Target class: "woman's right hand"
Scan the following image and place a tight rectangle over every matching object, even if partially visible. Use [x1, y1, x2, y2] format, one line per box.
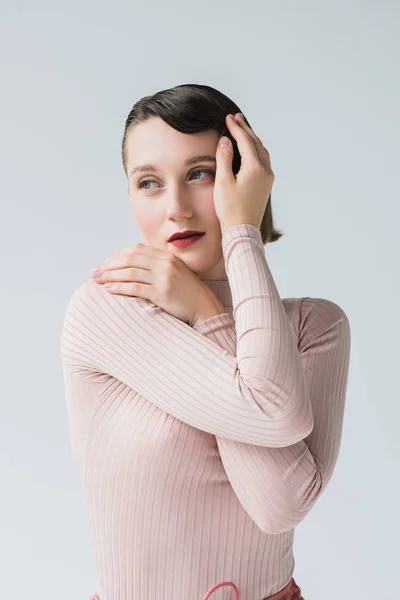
[214, 112, 275, 233]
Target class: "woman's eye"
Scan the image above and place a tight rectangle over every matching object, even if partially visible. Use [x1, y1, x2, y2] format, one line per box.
[137, 169, 215, 190]
[190, 168, 215, 181]
[137, 179, 157, 190]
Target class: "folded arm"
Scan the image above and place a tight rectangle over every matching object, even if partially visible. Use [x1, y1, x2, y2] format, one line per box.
[60, 223, 313, 447]
[193, 297, 351, 534]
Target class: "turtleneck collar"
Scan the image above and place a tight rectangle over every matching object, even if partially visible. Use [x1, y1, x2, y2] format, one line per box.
[199, 277, 233, 310]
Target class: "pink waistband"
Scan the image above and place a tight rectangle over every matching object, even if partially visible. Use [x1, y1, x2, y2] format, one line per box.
[89, 575, 303, 599]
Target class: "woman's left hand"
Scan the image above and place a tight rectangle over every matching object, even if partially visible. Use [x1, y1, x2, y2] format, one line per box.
[91, 243, 220, 326]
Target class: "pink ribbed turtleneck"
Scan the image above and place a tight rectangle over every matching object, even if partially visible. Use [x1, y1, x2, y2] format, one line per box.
[60, 223, 351, 600]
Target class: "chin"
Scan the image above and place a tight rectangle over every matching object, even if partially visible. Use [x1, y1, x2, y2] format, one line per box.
[183, 255, 218, 274]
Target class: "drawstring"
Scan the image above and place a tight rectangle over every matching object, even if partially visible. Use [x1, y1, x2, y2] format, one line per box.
[89, 580, 239, 600]
[202, 580, 239, 600]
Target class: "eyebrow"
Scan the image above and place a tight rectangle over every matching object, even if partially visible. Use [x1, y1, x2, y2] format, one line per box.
[129, 155, 216, 177]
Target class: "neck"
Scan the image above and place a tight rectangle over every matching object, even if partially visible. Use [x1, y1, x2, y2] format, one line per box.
[199, 276, 232, 309]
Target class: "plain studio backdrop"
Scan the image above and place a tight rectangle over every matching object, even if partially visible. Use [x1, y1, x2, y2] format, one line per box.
[0, 1, 398, 599]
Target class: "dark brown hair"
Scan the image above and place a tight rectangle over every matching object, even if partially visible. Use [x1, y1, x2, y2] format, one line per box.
[121, 83, 283, 245]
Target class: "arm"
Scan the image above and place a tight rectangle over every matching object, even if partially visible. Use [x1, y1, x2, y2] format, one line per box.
[60, 223, 313, 448]
[194, 297, 351, 534]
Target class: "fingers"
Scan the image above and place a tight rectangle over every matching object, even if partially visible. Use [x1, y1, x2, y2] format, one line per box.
[103, 281, 150, 298]
[229, 113, 272, 172]
[92, 247, 153, 284]
[100, 243, 165, 271]
[94, 266, 153, 284]
[225, 113, 260, 171]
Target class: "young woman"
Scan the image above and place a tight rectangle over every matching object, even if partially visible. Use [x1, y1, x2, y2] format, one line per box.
[61, 84, 351, 600]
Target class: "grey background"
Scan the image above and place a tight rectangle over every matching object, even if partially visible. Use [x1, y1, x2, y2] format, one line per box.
[1, 1, 398, 599]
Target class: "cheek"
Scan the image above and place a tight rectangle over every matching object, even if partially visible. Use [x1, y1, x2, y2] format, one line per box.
[201, 194, 219, 223]
[131, 199, 162, 224]
[130, 203, 164, 240]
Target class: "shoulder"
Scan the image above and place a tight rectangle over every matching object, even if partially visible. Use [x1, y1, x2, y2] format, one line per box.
[67, 277, 103, 302]
[64, 277, 148, 322]
[283, 296, 350, 348]
[299, 296, 349, 328]
[64, 278, 104, 315]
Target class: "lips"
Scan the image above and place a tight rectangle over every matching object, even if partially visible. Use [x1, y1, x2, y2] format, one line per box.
[168, 231, 205, 242]
[177, 234, 201, 239]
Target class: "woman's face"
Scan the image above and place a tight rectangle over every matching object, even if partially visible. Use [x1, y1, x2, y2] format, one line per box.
[125, 116, 227, 279]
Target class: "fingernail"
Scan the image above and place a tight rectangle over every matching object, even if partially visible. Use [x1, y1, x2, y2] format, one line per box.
[92, 268, 102, 276]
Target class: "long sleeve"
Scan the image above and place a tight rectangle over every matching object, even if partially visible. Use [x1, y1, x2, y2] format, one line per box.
[60, 223, 313, 448]
[192, 296, 351, 534]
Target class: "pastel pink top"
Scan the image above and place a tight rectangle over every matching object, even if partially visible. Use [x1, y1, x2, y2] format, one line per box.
[60, 223, 351, 600]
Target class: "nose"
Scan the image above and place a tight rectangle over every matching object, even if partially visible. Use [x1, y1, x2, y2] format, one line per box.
[165, 184, 195, 221]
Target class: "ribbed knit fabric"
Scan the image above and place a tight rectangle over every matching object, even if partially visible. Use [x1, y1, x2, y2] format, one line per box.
[61, 223, 351, 600]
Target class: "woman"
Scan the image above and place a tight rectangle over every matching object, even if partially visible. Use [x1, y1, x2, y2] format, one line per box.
[61, 84, 351, 600]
